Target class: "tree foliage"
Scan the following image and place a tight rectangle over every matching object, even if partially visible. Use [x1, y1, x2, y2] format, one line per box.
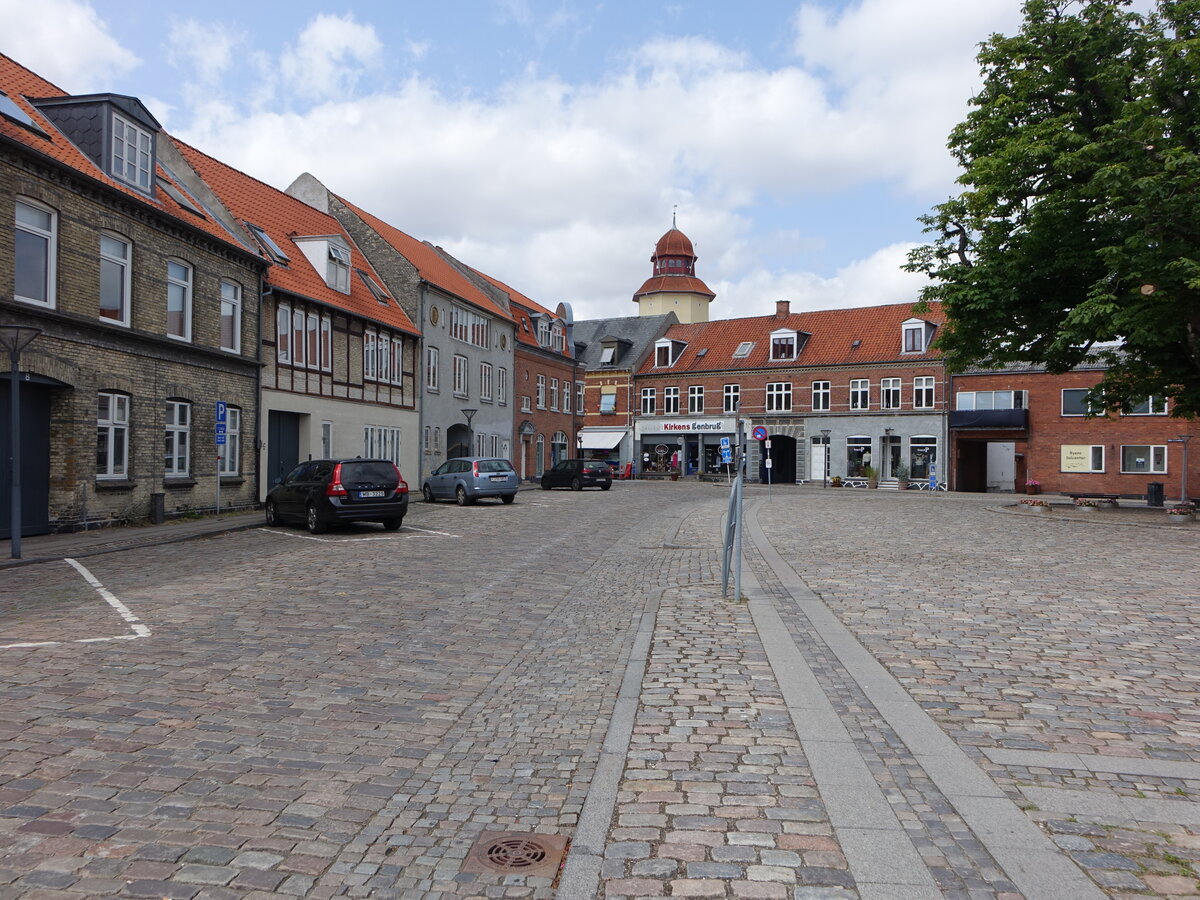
[907, 0, 1200, 415]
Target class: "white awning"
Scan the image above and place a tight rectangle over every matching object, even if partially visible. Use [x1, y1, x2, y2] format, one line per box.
[579, 430, 626, 450]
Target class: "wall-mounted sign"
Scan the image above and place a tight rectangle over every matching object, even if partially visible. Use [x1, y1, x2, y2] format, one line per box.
[1061, 445, 1094, 472]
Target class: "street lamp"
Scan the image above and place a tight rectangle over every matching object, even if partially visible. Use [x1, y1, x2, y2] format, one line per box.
[1167, 435, 1192, 504]
[820, 428, 831, 489]
[0, 326, 42, 560]
[576, 431, 583, 458]
[460, 408, 477, 458]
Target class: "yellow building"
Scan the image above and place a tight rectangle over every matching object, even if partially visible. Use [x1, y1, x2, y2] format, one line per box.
[632, 222, 715, 323]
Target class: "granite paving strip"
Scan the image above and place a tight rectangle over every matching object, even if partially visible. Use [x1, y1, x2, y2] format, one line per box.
[745, 499, 1104, 900]
[1019, 786, 1200, 826]
[983, 748, 1200, 781]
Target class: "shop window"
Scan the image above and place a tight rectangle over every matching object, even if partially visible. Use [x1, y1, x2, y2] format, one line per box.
[909, 436, 936, 480]
[846, 436, 872, 477]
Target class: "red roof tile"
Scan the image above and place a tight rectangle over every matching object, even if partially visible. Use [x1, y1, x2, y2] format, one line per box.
[172, 138, 417, 335]
[470, 269, 574, 358]
[633, 274, 716, 300]
[0, 54, 253, 255]
[654, 227, 695, 257]
[636, 302, 945, 375]
[337, 196, 513, 324]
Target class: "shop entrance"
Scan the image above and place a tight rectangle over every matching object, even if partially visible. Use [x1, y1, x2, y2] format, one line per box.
[762, 435, 797, 483]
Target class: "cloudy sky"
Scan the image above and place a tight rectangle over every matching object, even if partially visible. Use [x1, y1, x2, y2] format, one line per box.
[0, 0, 1025, 320]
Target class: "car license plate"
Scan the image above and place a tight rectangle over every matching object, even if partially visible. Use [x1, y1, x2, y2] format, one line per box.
[489, 475, 507, 482]
[358, 490, 386, 498]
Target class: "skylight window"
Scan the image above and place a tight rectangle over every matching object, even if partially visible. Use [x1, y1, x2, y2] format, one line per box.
[732, 341, 754, 359]
[357, 268, 390, 303]
[0, 91, 47, 137]
[158, 179, 205, 217]
[600, 346, 615, 365]
[245, 222, 290, 264]
[696, 348, 708, 358]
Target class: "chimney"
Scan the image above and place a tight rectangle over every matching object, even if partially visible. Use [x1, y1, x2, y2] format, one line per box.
[775, 300, 790, 319]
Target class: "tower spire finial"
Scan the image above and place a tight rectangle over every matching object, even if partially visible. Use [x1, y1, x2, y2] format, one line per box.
[672, 204, 677, 229]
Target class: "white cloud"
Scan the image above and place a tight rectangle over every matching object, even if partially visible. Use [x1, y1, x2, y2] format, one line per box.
[279, 13, 383, 102]
[0, 0, 137, 91]
[168, 18, 241, 88]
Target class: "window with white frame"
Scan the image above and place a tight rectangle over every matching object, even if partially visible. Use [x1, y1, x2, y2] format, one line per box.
[390, 338, 404, 386]
[913, 376, 935, 409]
[218, 406, 241, 476]
[363, 425, 402, 464]
[850, 379, 869, 410]
[426, 346, 439, 391]
[957, 390, 1027, 410]
[321, 421, 333, 458]
[307, 312, 320, 369]
[599, 392, 616, 414]
[111, 112, 153, 191]
[664, 386, 680, 414]
[724, 384, 740, 413]
[902, 323, 926, 353]
[328, 244, 351, 292]
[498, 367, 508, 405]
[655, 339, 684, 367]
[766, 382, 792, 412]
[321, 315, 332, 372]
[476, 432, 485, 456]
[219, 280, 241, 352]
[1121, 444, 1166, 473]
[551, 323, 564, 352]
[378, 333, 391, 382]
[537, 374, 546, 408]
[881, 377, 901, 410]
[423, 426, 431, 453]
[14, 198, 56, 307]
[292, 308, 306, 367]
[434, 427, 441, 452]
[577, 382, 584, 412]
[166, 259, 192, 341]
[480, 362, 493, 401]
[453, 354, 468, 397]
[451, 307, 491, 348]
[276, 304, 291, 363]
[562, 381, 570, 413]
[1061, 388, 1097, 416]
[811, 381, 830, 411]
[689, 385, 704, 414]
[364, 330, 377, 380]
[522, 395, 532, 413]
[96, 392, 129, 478]
[771, 331, 797, 361]
[1124, 396, 1168, 415]
[99, 233, 131, 325]
[641, 388, 656, 415]
[164, 400, 190, 477]
[537, 318, 551, 346]
[550, 377, 559, 411]
[536, 434, 545, 475]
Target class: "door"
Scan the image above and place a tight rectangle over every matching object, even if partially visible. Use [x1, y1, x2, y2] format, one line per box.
[771, 435, 797, 483]
[0, 379, 52, 538]
[986, 442, 1016, 492]
[267, 410, 301, 490]
[882, 434, 902, 481]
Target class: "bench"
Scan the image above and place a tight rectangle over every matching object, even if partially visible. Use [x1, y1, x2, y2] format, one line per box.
[1065, 492, 1120, 507]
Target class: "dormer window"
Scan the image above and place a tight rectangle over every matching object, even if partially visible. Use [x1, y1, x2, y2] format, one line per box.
[770, 329, 797, 361]
[111, 112, 153, 191]
[328, 244, 351, 292]
[655, 338, 686, 368]
[600, 346, 615, 365]
[537, 317, 551, 346]
[902, 318, 933, 354]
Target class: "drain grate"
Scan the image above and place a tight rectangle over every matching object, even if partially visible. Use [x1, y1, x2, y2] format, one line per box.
[463, 832, 567, 877]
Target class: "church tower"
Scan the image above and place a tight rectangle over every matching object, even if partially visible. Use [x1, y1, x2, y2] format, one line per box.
[632, 217, 715, 323]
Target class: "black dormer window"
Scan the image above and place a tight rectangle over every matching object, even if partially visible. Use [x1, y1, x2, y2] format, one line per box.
[112, 112, 153, 191]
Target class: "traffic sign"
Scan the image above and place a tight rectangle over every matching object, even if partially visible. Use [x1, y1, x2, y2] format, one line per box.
[215, 435, 226, 445]
[752, 426, 768, 441]
[215, 401, 227, 424]
[720, 448, 733, 464]
[764, 458, 773, 468]
[719, 436, 731, 450]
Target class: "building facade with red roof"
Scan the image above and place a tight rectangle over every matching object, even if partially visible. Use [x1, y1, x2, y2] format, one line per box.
[1, 54, 267, 534]
[172, 146, 421, 496]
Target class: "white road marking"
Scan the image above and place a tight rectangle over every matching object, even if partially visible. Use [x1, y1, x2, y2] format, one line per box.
[257, 525, 460, 541]
[0, 559, 151, 650]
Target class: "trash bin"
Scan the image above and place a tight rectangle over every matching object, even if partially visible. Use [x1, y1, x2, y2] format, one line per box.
[150, 492, 166, 524]
[1146, 482, 1164, 507]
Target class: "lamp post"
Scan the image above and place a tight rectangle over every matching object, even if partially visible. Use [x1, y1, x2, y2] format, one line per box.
[1167, 435, 1192, 504]
[1, 326, 42, 560]
[820, 428, 831, 489]
[460, 408, 477, 458]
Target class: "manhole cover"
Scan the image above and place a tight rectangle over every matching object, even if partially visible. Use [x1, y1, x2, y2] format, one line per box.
[462, 832, 568, 878]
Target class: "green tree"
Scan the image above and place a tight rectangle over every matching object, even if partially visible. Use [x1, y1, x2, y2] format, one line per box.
[907, 0, 1200, 415]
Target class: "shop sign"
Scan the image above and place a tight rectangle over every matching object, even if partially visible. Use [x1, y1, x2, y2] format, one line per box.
[661, 420, 726, 433]
[1060, 445, 1093, 472]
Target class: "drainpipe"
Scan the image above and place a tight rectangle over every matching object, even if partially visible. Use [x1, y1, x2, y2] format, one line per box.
[417, 281, 428, 482]
[256, 283, 269, 506]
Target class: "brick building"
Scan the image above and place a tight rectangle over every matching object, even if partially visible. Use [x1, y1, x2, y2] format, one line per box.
[951, 364, 1200, 499]
[0, 55, 266, 534]
[173, 147, 421, 495]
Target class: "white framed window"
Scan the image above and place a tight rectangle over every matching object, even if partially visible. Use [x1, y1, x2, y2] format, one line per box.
[166, 259, 192, 341]
[599, 391, 617, 414]
[913, 376, 935, 409]
[15, 198, 56, 307]
[450, 307, 491, 348]
[378, 333, 391, 382]
[292, 308, 306, 367]
[537, 374, 546, 408]
[641, 388, 656, 415]
[321, 315, 332, 372]
[390, 337, 404, 386]
[551, 323, 564, 352]
[218, 406, 241, 476]
[577, 381, 585, 412]
[537, 318, 551, 346]
[328, 244, 351, 292]
[689, 385, 704, 414]
[423, 425, 431, 452]
[1121, 444, 1166, 474]
[902, 323, 926, 353]
[453, 354, 468, 397]
[536, 434, 545, 475]
[99, 232, 131, 325]
[1061, 388, 1097, 416]
[771, 331, 797, 361]
[426, 346, 439, 391]
[321, 421, 333, 458]
[550, 377, 559, 411]
[164, 400, 191, 477]
[521, 395, 532, 413]
[111, 112, 153, 191]
[664, 386, 680, 414]
[562, 380, 571, 413]
[724, 384, 740, 413]
[956, 390, 1027, 410]
[220, 280, 241, 352]
[364, 330, 377, 380]
[850, 379, 869, 410]
[96, 392, 129, 479]
[498, 367, 508, 405]
[766, 382, 792, 412]
[434, 427, 441, 452]
[306, 313, 320, 369]
[1061, 444, 1105, 473]
[476, 432, 485, 456]
[480, 362, 493, 401]
[655, 339, 684, 367]
[811, 381, 830, 411]
[276, 304, 291, 363]
[1124, 396, 1168, 416]
[600, 346, 615, 365]
[881, 377, 901, 410]
[363, 425, 402, 464]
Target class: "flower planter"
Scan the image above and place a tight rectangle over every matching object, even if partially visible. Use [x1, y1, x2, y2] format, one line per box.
[1166, 513, 1193, 524]
[1026, 484, 1040, 495]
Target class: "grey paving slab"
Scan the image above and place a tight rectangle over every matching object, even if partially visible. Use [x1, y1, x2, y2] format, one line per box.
[985, 747, 1200, 781]
[1021, 786, 1200, 825]
[835, 828, 939, 888]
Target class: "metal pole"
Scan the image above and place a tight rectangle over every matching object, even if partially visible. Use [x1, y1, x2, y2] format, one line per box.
[734, 412, 743, 603]
[9, 349, 21, 559]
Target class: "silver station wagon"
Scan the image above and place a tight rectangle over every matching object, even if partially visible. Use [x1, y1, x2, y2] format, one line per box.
[421, 457, 519, 505]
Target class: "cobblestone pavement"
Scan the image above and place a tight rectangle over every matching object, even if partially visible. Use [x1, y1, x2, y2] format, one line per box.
[1, 483, 1198, 899]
